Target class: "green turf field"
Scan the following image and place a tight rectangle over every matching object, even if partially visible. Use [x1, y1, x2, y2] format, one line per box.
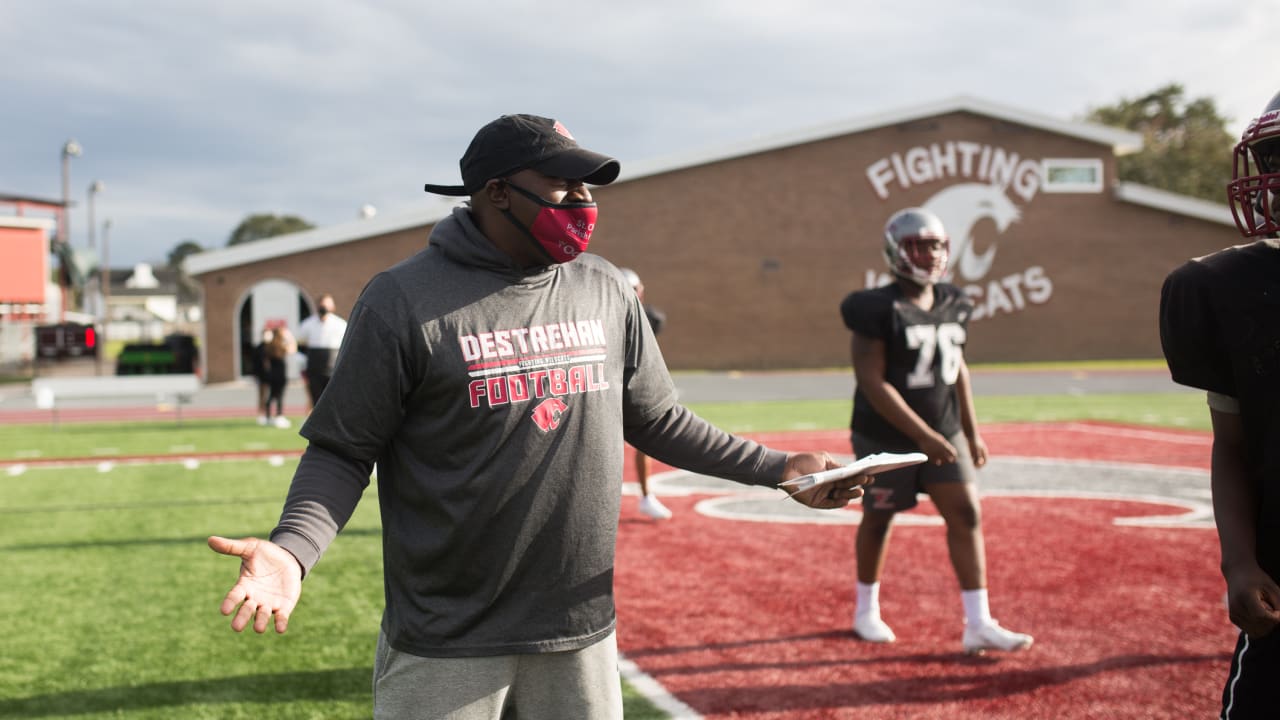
[0, 392, 1208, 463]
[0, 391, 1210, 718]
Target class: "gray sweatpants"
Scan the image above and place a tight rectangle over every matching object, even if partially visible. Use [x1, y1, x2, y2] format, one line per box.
[372, 630, 624, 719]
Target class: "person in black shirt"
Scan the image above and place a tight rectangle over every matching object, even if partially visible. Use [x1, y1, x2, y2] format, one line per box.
[1160, 90, 1280, 719]
[251, 327, 272, 426]
[840, 207, 1032, 654]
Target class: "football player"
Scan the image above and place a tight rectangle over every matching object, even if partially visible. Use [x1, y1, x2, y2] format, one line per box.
[1160, 90, 1280, 718]
[840, 207, 1033, 654]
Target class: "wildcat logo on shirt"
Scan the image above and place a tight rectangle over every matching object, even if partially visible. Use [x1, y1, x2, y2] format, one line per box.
[531, 397, 570, 432]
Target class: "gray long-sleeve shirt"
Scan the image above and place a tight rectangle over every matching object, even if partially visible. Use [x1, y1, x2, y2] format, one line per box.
[270, 207, 787, 657]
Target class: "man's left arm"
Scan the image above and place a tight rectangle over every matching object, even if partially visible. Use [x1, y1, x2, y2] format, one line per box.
[626, 404, 867, 508]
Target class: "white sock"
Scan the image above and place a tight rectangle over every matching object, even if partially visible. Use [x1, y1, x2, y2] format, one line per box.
[855, 581, 881, 618]
[962, 588, 992, 626]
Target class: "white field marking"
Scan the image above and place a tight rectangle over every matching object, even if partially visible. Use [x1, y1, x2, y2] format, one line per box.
[268, 455, 285, 466]
[980, 489, 1215, 529]
[680, 455, 1213, 528]
[91, 447, 120, 456]
[618, 654, 703, 720]
[695, 493, 943, 526]
[984, 422, 1211, 446]
[183, 458, 200, 470]
[170, 444, 196, 453]
[693, 486, 1212, 529]
[631, 471, 731, 498]
[0, 455, 298, 473]
[997, 454, 1210, 474]
[14, 449, 43, 458]
[96, 461, 114, 473]
[7, 464, 26, 476]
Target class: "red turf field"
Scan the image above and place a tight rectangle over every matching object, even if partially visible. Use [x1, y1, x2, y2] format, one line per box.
[615, 423, 1227, 719]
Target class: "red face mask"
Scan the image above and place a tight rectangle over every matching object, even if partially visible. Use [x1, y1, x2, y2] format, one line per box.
[503, 182, 598, 263]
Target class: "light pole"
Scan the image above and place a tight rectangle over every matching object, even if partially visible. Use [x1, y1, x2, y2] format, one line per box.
[60, 140, 82, 248]
[58, 139, 82, 323]
[87, 180, 104, 249]
[100, 218, 112, 375]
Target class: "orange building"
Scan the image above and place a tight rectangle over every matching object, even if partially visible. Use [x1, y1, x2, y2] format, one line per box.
[0, 194, 64, 370]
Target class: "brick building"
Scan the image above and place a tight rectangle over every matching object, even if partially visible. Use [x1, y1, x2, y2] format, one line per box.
[187, 96, 1240, 383]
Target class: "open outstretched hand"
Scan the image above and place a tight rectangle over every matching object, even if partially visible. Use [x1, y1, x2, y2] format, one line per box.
[208, 535, 303, 634]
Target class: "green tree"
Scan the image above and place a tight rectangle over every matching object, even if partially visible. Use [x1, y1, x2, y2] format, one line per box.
[167, 239, 204, 270]
[1087, 83, 1236, 203]
[228, 213, 314, 247]
[168, 239, 205, 303]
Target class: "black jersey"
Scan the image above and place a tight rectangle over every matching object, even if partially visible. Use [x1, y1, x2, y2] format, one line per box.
[1160, 240, 1280, 576]
[840, 282, 973, 450]
[644, 305, 666, 336]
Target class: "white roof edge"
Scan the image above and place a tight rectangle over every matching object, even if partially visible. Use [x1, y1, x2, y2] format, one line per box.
[1113, 182, 1235, 227]
[618, 94, 1145, 183]
[186, 97, 1150, 273]
[185, 203, 455, 275]
[0, 216, 56, 230]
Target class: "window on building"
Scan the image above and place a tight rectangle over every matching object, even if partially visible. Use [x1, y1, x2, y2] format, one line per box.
[1041, 158, 1104, 193]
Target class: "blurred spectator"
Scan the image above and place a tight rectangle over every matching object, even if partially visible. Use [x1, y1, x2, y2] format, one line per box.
[264, 325, 297, 428]
[621, 268, 672, 520]
[252, 328, 273, 425]
[296, 293, 348, 411]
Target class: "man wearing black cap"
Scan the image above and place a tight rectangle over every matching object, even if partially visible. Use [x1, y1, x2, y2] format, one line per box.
[209, 114, 869, 719]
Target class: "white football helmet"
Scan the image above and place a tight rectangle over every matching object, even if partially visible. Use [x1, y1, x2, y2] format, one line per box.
[883, 207, 950, 284]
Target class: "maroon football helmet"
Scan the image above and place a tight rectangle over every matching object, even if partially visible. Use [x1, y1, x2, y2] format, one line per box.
[1228, 90, 1280, 238]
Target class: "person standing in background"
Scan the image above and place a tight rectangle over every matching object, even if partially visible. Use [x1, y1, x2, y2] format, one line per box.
[264, 324, 296, 429]
[620, 267, 673, 520]
[296, 293, 348, 411]
[840, 207, 1032, 654]
[253, 327, 273, 426]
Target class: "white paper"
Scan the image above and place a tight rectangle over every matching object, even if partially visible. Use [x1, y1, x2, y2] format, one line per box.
[778, 451, 928, 492]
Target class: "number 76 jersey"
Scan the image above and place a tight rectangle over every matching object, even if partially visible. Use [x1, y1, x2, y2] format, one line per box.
[839, 282, 974, 449]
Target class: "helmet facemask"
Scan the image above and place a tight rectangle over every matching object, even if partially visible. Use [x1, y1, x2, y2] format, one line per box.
[1228, 103, 1280, 240]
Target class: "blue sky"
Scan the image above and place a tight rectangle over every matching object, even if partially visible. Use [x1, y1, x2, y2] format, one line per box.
[1, 0, 1270, 267]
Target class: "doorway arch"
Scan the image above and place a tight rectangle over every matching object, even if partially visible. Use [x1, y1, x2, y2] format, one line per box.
[234, 279, 314, 379]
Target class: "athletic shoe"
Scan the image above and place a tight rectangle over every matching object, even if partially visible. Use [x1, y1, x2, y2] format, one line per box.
[962, 619, 1033, 655]
[257, 415, 268, 426]
[853, 613, 896, 643]
[273, 416, 291, 429]
[638, 494, 673, 520]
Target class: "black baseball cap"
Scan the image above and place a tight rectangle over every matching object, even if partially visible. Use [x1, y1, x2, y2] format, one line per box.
[423, 114, 621, 196]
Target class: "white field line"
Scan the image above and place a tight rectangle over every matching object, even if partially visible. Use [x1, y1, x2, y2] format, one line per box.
[984, 421, 1212, 446]
[618, 654, 703, 720]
